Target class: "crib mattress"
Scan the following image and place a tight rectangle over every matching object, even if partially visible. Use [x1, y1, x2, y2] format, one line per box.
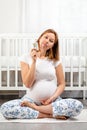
[61, 56, 86, 67]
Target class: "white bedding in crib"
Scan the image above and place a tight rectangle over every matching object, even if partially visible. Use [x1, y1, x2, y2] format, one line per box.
[61, 56, 86, 68]
[0, 109, 87, 122]
[0, 56, 86, 68]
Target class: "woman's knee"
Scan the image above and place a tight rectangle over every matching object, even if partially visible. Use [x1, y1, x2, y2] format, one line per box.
[0, 100, 39, 119]
[1, 103, 11, 118]
[63, 98, 83, 116]
[73, 99, 83, 114]
[0, 99, 21, 118]
[52, 98, 83, 117]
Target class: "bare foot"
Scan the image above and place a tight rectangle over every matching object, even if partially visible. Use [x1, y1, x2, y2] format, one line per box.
[21, 101, 37, 109]
[55, 115, 69, 120]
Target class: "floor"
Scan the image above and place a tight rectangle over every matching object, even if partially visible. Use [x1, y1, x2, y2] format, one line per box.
[0, 99, 87, 130]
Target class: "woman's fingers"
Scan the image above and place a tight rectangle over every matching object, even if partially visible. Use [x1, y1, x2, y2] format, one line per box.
[30, 49, 38, 60]
[20, 101, 29, 107]
[41, 99, 52, 105]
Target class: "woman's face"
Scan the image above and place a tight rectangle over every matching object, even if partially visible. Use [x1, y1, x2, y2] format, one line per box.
[39, 33, 55, 51]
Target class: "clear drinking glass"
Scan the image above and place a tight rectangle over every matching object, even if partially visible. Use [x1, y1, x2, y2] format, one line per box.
[33, 42, 39, 51]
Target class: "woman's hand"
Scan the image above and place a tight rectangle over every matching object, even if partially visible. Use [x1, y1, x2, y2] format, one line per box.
[30, 49, 38, 62]
[21, 101, 30, 107]
[41, 96, 55, 105]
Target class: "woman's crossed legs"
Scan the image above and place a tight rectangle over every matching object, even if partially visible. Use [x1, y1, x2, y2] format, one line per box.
[0, 96, 83, 119]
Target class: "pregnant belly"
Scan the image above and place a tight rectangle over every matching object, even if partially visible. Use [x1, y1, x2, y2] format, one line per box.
[29, 80, 57, 102]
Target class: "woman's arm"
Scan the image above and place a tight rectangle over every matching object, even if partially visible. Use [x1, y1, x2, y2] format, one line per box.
[52, 63, 65, 98]
[20, 60, 36, 88]
[20, 49, 38, 88]
[41, 63, 65, 105]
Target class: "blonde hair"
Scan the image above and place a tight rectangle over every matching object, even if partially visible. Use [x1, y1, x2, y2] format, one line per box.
[37, 29, 59, 61]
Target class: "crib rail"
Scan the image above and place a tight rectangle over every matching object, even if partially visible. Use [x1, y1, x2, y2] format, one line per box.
[0, 34, 36, 91]
[0, 34, 87, 99]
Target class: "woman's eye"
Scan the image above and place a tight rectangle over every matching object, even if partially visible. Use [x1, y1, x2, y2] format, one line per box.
[50, 40, 54, 43]
[44, 36, 54, 43]
[45, 36, 48, 39]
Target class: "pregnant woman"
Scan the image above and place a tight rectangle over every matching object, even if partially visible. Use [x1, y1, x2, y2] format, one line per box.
[0, 29, 83, 119]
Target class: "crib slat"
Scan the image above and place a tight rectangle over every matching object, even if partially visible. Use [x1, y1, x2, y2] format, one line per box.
[0, 65, 1, 88]
[7, 66, 10, 88]
[79, 38, 86, 100]
[78, 39, 82, 88]
[6, 39, 10, 89]
[70, 56, 73, 88]
[0, 38, 1, 88]
[15, 39, 18, 89]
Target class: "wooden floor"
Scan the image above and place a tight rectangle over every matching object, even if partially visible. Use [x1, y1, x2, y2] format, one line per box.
[0, 122, 87, 130]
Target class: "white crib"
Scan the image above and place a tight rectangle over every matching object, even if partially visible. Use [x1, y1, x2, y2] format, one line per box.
[0, 34, 87, 99]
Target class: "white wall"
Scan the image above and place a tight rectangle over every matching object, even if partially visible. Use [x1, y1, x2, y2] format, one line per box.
[0, 0, 21, 33]
[0, 0, 87, 34]
[58, 0, 87, 34]
[24, 0, 87, 34]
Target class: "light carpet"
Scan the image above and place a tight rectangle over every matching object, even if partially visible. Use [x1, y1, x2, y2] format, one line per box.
[0, 109, 87, 123]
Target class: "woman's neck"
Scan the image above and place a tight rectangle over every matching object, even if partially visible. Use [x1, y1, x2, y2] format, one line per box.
[38, 50, 46, 58]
